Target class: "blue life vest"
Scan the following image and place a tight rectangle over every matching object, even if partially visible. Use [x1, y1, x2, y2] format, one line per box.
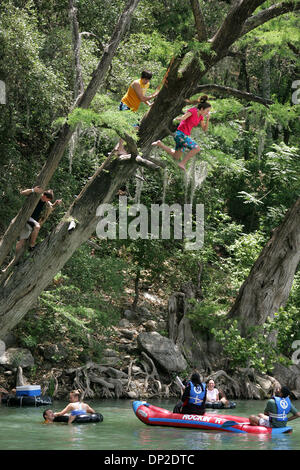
[269, 396, 291, 422]
[188, 381, 206, 406]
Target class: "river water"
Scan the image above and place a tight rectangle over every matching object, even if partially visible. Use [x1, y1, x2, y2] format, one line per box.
[0, 399, 299, 451]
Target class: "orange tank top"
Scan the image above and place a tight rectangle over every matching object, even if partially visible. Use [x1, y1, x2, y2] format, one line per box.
[121, 79, 149, 112]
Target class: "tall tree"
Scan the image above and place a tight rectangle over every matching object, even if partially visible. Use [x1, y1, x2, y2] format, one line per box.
[0, 0, 299, 337]
[229, 198, 300, 336]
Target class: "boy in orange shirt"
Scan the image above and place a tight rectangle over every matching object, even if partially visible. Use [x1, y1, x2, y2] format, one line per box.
[116, 70, 158, 155]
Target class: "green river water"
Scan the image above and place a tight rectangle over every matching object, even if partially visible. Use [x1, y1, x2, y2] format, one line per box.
[0, 399, 299, 451]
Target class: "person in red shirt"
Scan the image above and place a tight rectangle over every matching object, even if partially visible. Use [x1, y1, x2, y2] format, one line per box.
[152, 95, 211, 170]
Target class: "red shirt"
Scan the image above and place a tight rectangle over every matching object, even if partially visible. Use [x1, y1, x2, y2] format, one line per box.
[177, 107, 203, 136]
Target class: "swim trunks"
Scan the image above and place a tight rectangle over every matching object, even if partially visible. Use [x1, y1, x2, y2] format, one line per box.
[174, 130, 198, 152]
[119, 102, 131, 111]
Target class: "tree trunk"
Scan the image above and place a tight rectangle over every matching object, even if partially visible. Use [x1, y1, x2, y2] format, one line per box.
[229, 198, 300, 336]
[132, 269, 141, 311]
[237, 46, 251, 160]
[0, 156, 138, 339]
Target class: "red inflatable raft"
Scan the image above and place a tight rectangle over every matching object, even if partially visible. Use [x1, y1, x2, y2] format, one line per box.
[132, 401, 292, 435]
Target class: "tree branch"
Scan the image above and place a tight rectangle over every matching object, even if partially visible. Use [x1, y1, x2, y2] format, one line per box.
[193, 83, 273, 106]
[80, 31, 104, 50]
[69, 0, 84, 98]
[189, 0, 207, 42]
[224, 49, 245, 59]
[241, 1, 300, 37]
[135, 155, 161, 170]
[210, 0, 266, 58]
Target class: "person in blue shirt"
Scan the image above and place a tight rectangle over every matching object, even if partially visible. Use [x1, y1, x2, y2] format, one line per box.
[249, 386, 300, 428]
[181, 372, 207, 415]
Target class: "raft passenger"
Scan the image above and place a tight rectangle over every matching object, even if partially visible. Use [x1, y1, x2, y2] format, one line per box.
[206, 379, 229, 407]
[249, 386, 300, 428]
[54, 389, 96, 425]
[181, 372, 207, 416]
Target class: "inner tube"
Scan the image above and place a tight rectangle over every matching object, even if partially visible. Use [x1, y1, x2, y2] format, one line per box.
[54, 413, 103, 424]
[173, 400, 236, 413]
[2, 395, 52, 407]
[205, 401, 236, 409]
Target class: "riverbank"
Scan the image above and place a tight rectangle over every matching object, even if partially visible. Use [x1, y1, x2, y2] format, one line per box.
[1, 324, 299, 403]
[1, 283, 300, 402]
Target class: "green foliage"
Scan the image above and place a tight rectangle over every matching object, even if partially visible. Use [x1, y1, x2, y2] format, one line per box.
[211, 320, 279, 373]
[253, 15, 300, 60]
[2, 0, 300, 377]
[47, 377, 56, 397]
[10, 351, 26, 369]
[205, 271, 300, 373]
[211, 304, 300, 374]
[228, 231, 265, 267]
[265, 143, 300, 187]
[269, 102, 300, 129]
[211, 98, 245, 122]
[187, 300, 227, 332]
[238, 9, 300, 59]
[0, 1, 70, 133]
[0, 0, 71, 229]
[16, 245, 126, 362]
[111, 32, 175, 93]
[273, 306, 300, 356]
[63, 244, 127, 298]
[65, 108, 138, 142]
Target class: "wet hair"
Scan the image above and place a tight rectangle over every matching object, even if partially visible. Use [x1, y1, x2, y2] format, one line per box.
[281, 386, 290, 398]
[197, 95, 211, 110]
[190, 373, 202, 386]
[43, 408, 52, 419]
[43, 189, 54, 200]
[141, 70, 153, 80]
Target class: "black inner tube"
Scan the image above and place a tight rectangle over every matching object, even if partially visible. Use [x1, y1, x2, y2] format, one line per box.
[54, 413, 103, 424]
[205, 401, 236, 409]
[1, 395, 52, 407]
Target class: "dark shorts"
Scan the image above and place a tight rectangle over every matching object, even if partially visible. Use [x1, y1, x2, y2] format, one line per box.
[174, 130, 198, 152]
[119, 102, 139, 128]
[119, 101, 131, 111]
